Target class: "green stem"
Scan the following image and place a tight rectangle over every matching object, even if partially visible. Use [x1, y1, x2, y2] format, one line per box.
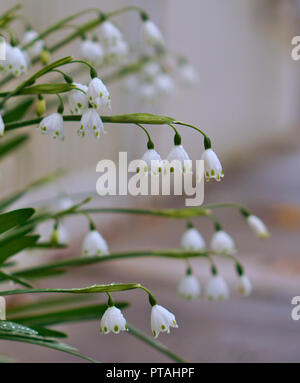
[174, 121, 207, 139]
[127, 324, 186, 363]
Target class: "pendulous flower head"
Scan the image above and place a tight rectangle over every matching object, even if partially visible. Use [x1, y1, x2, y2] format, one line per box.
[5, 45, 27, 77]
[166, 145, 192, 174]
[79, 39, 104, 66]
[237, 275, 252, 296]
[0, 114, 5, 137]
[21, 30, 44, 58]
[99, 21, 123, 47]
[151, 304, 178, 338]
[201, 148, 224, 182]
[178, 274, 201, 300]
[139, 149, 162, 176]
[205, 275, 230, 301]
[247, 215, 270, 239]
[210, 230, 236, 255]
[87, 77, 111, 110]
[100, 306, 127, 334]
[180, 227, 206, 251]
[82, 230, 109, 256]
[39, 112, 64, 140]
[78, 108, 105, 139]
[141, 20, 164, 47]
[68, 82, 89, 115]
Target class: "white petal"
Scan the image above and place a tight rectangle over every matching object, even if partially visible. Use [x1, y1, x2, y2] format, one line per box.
[237, 275, 252, 296]
[0, 114, 5, 137]
[82, 230, 109, 256]
[205, 275, 230, 301]
[181, 228, 206, 251]
[210, 230, 236, 255]
[201, 149, 224, 181]
[100, 306, 127, 334]
[80, 40, 103, 65]
[141, 20, 164, 47]
[247, 215, 270, 239]
[39, 113, 64, 140]
[178, 275, 201, 299]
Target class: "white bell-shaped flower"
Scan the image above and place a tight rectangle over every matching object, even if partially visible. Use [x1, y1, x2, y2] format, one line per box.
[82, 230, 109, 256]
[68, 82, 88, 115]
[78, 108, 105, 139]
[0, 114, 5, 137]
[21, 30, 44, 58]
[166, 145, 192, 174]
[39, 112, 64, 140]
[5, 45, 27, 76]
[100, 306, 127, 334]
[247, 215, 270, 239]
[151, 304, 178, 338]
[104, 39, 128, 65]
[181, 227, 206, 251]
[179, 63, 199, 86]
[0, 297, 6, 320]
[141, 20, 164, 47]
[139, 149, 162, 176]
[210, 230, 236, 255]
[87, 77, 111, 109]
[99, 21, 123, 47]
[201, 148, 224, 182]
[155, 74, 175, 96]
[79, 39, 103, 66]
[178, 274, 201, 300]
[237, 275, 252, 296]
[205, 275, 230, 301]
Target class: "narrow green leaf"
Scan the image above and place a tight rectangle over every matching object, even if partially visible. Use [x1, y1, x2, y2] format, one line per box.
[0, 235, 40, 264]
[0, 134, 29, 159]
[0, 208, 35, 235]
[2, 98, 34, 123]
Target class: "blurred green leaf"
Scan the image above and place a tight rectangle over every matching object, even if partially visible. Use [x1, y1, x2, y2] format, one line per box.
[2, 98, 34, 123]
[0, 208, 35, 235]
[0, 134, 30, 160]
[13, 302, 129, 327]
[0, 235, 39, 265]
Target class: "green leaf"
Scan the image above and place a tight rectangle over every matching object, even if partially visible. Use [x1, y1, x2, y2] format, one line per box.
[0, 270, 33, 288]
[2, 98, 34, 123]
[0, 283, 142, 296]
[13, 302, 129, 327]
[0, 321, 98, 362]
[0, 208, 35, 235]
[0, 134, 30, 160]
[0, 235, 40, 265]
[28, 326, 68, 339]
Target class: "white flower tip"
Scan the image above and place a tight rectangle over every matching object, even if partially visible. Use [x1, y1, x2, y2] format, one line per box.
[237, 275, 252, 297]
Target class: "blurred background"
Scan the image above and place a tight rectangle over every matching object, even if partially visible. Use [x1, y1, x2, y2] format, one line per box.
[0, 0, 300, 362]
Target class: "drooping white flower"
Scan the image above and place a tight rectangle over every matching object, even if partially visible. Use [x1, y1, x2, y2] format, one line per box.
[82, 230, 109, 256]
[210, 230, 236, 255]
[21, 30, 44, 58]
[142, 62, 162, 80]
[141, 20, 164, 47]
[78, 108, 105, 139]
[166, 145, 192, 174]
[51, 223, 70, 245]
[178, 274, 201, 300]
[155, 74, 175, 96]
[0, 114, 5, 137]
[151, 304, 178, 338]
[180, 227, 206, 251]
[139, 149, 162, 176]
[0, 297, 6, 320]
[201, 148, 224, 182]
[247, 215, 270, 239]
[68, 82, 88, 115]
[104, 39, 128, 65]
[99, 21, 123, 47]
[38, 112, 64, 140]
[54, 196, 74, 212]
[179, 63, 199, 86]
[79, 40, 103, 66]
[237, 275, 252, 296]
[87, 77, 111, 109]
[100, 306, 127, 334]
[205, 275, 230, 301]
[5, 45, 27, 76]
